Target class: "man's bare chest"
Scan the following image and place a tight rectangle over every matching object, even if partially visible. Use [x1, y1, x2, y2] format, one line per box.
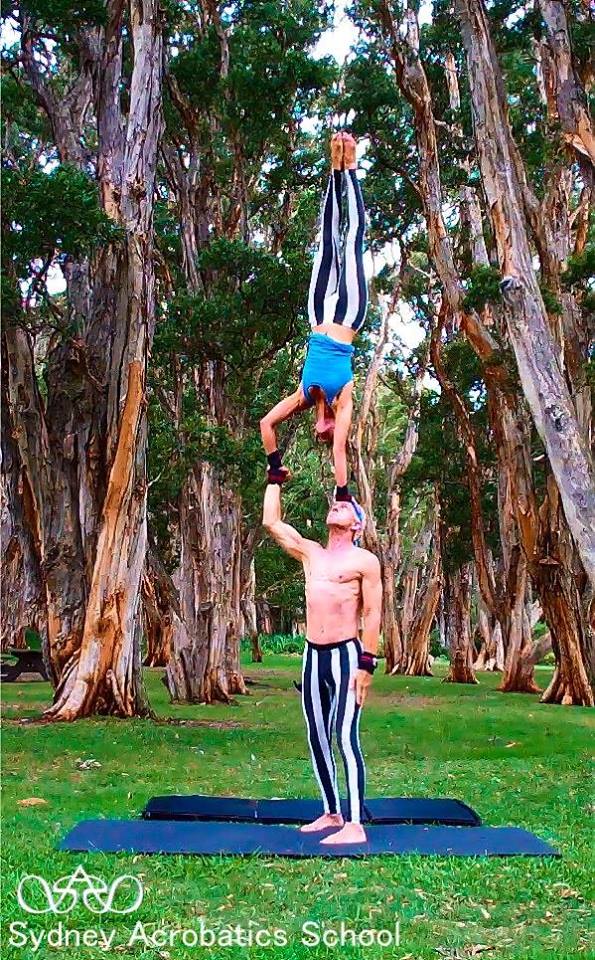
[305, 556, 361, 589]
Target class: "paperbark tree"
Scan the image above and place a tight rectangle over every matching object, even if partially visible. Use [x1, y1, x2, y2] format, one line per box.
[373, 2, 532, 674]
[457, 0, 594, 704]
[5, 0, 164, 718]
[443, 561, 478, 684]
[398, 513, 441, 677]
[1, 337, 46, 651]
[361, 0, 593, 702]
[157, 2, 333, 702]
[142, 545, 176, 667]
[351, 289, 427, 673]
[457, 0, 595, 589]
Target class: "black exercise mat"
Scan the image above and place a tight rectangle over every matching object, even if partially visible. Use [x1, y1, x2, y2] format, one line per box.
[142, 795, 481, 826]
[59, 820, 558, 858]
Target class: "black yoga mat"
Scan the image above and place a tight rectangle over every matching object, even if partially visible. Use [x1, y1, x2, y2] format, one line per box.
[142, 795, 481, 826]
[59, 819, 559, 858]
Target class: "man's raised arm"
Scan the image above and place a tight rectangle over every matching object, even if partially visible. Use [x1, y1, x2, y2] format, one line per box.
[262, 484, 314, 562]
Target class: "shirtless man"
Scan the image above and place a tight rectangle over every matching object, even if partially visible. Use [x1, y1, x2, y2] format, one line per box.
[262, 483, 382, 844]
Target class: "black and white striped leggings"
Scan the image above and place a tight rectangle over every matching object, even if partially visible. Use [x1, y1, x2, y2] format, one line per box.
[301, 637, 366, 824]
[307, 169, 368, 332]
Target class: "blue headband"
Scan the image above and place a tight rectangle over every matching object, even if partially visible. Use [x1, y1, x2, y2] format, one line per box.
[350, 498, 366, 546]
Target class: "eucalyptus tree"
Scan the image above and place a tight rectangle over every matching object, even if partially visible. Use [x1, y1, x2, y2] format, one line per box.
[151, 1, 336, 702]
[3, 0, 164, 718]
[346, 0, 594, 702]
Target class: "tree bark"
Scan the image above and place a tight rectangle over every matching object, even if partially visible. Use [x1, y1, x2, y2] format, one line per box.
[398, 525, 441, 677]
[537, 0, 595, 165]
[536, 477, 594, 705]
[166, 461, 247, 703]
[142, 545, 176, 667]
[474, 586, 505, 672]
[240, 553, 262, 663]
[1, 336, 46, 652]
[443, 562, 478, 684]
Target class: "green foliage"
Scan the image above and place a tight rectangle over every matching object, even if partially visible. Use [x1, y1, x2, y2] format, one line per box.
[241, 633, 304, 653]
[429, 631, 448, 659]
[563, 242, 595, 290]
[2, 0, 105, 29]
[2, 164, 119, 281]
[539, 282, 563, 316]
[462, 264, 503, 313]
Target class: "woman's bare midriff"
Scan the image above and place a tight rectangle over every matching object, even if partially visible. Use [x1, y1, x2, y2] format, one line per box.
[314, 323, 357, 345]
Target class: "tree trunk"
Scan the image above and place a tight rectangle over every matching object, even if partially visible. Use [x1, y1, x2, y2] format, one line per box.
[474, 598, 505, 672]
[142, 545, 176, 667]
[1, 335, 46, 652]
[536, 0, 595, 165]
[443, 563, 478, 684]
[166, 461, 247, 703]
[537, 477, 594, 705]
[400, 565, 419, 646]
[398, 532, 441, 676]
[240, 554, 262, 663]
[381, 556, 403, 673]
[256, 600, 272, 635]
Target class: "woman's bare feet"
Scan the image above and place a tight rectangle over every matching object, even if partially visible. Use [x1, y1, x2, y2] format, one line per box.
[319, 822, 367, 844]
[331, 133, 344, 170]
[300, 812, 344, 833]
[341, 132, 357, 170]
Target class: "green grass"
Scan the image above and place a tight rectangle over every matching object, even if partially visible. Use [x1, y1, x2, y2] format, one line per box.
[2, 657, 593, 960]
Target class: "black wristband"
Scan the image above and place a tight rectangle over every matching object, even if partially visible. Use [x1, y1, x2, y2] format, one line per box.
[267, 450, 283, 471]
[358, 651, 377, 674]
[267, 467, 288, 485]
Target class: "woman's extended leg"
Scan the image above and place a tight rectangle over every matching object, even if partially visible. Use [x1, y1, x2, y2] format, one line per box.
[307, 138, 344, 327]
[333, 140, 368, 331]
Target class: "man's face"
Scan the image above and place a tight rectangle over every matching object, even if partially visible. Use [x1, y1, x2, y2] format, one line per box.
[326, 500, 358, 536]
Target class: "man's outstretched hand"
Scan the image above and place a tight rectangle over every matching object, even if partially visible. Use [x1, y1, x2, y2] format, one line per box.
[351, 668, 373, 708]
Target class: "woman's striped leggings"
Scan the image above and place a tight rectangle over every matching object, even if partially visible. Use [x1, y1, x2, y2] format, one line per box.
[301, 637, 366, 824]
[307, 169, 368, 332]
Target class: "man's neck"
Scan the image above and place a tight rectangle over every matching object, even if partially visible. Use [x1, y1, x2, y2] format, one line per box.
[326, 528, 353, 551]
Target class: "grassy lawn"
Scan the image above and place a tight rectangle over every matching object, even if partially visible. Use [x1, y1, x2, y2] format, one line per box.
[2, 656, 593, 960]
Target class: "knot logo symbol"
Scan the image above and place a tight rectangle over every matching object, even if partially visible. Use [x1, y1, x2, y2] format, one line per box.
[17, 865, 144, 915]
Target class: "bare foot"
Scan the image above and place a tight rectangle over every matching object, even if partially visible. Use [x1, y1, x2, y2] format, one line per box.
[331, 133, 343, 170]
[319, 822, 367, 844]
[300, 812, 344, 833]
[341, 132, 357, 170]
